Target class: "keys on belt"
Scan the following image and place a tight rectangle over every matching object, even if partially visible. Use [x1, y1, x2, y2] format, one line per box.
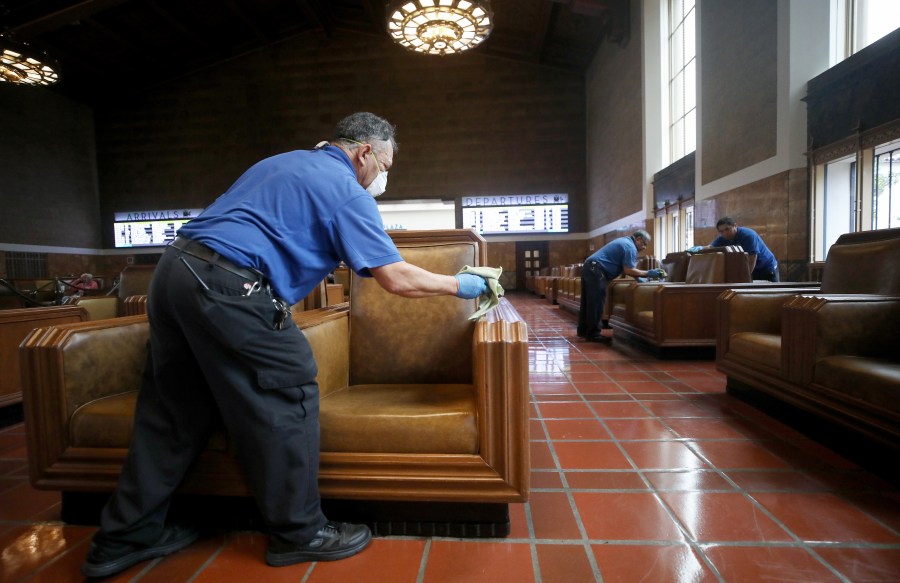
[272, 297, 291, 330]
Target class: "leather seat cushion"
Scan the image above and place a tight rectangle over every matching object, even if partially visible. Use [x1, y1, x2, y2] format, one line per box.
[69, 383, 478, 454]
[814, 356, 900, 415]
[69, 391, 228, 451]
[321, 384, 477, 454]
[728, 332, 782, 369]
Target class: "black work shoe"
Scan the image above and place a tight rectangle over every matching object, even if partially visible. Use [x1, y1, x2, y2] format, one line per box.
[81, 525, 199, 579]
[587, 333, 611, 343]
[266, 522, 372, 566]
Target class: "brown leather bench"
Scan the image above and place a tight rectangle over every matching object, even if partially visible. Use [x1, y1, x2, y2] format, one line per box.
[21, 229, 529, 535]
[717, 227, 900, 452]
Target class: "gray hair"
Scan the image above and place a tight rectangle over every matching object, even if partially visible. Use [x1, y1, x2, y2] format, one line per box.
[332, 112, 398, 154]
[633, 229, 651, 243]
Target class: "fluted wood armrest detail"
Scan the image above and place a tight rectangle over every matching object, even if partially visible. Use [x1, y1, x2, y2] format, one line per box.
[784, 295, 900, 384]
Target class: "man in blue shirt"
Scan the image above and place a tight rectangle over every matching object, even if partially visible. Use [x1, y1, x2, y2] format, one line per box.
[82, 113, 489, 578]
[577, 230, 664, 342]
[691, 217, 779, 281]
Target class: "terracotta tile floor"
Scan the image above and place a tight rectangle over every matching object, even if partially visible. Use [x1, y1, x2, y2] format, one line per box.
[2, 293, 900, 582]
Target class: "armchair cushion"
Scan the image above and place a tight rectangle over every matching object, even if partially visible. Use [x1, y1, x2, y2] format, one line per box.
[320, 384, 477, 454]
[350, 242, 475, 386]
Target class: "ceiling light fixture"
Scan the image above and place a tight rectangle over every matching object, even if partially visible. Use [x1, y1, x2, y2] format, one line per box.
[386, 0, 493, 56]
[0, 35, 59, 86]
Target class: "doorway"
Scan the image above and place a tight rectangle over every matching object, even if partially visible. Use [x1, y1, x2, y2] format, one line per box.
[515, 241, 549, 290]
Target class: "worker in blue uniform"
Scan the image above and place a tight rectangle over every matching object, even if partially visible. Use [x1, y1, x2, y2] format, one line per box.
[688, 217, 779, 281]
[577, 229, 663, 342]
[82, 112, 490, 578]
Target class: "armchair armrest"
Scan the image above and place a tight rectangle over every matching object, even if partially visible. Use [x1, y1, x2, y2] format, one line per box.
[21, 315, 149, 488]
[630, 283, 659, 317]
[474, 297, 530, 500]
[717, 287, 821, 354]
[784, 295, 900, 384]
[293, 303, 350, 399]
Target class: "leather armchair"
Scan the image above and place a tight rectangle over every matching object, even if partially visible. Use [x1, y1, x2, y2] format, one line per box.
[717, 228, 900, 450]
[21, 229, 529, 532]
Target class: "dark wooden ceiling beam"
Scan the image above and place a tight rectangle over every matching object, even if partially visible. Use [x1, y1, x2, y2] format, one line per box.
[359, 0, 385, 34]
[225, 0, 269, 45]
[6, 0, 133, 38]
[290, 0, 333, 37]
[145, 0, 215, 55]
[530, 0, 556, 62]
[82, 15, 166, 70]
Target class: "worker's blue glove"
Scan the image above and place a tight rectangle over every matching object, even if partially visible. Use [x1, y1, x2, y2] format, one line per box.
[455, 273, 488, 299]
[647, 269, 665, 279]
[687, 246, 705, 254]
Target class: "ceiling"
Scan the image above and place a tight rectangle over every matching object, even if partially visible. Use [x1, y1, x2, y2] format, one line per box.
[1, 0, 629, 105]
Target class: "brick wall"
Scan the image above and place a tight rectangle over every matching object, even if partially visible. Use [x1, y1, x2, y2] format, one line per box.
[95, 31, 588, 247]
[0, 85, 101, 248]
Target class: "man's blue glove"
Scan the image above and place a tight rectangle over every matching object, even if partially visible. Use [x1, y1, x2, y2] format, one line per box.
[647, 269, 665, 279]
[687, 246, 705, 254]
[455, 273, 488, 299]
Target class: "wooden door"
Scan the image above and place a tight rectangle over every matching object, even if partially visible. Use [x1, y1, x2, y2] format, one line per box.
[515, 241, 549, 290]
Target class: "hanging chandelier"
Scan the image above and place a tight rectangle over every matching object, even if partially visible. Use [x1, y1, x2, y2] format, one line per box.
[0, 36, 59, 86]
[386, 0, 493, 56]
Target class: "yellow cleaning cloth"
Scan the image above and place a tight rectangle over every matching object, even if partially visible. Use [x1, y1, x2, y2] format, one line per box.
[457, 265, 504, 321]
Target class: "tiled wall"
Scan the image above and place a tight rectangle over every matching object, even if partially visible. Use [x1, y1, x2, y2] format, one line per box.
[700, 0, 778, 185]
[695, 168, 809, 281]
[584, 0, 644, 231]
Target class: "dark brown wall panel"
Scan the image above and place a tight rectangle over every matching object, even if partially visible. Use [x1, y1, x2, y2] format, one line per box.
[0, 85, 101, 248]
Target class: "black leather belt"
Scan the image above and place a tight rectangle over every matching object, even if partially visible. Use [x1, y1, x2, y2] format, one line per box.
[170, 236, 262, 281]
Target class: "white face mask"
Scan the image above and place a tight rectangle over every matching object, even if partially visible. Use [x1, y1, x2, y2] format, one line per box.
[365, 150, 389, 197]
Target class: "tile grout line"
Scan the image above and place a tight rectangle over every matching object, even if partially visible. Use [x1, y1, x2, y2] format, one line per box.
[573, 370, 728, 583]
[533, 350, 605, 583]
[414, 538, 431, 583]
[678, 441, 855, 583]
[185, 535, 229, 583]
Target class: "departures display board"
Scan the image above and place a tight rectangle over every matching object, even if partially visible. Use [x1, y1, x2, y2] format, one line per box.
[461, 194, 569, 234]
